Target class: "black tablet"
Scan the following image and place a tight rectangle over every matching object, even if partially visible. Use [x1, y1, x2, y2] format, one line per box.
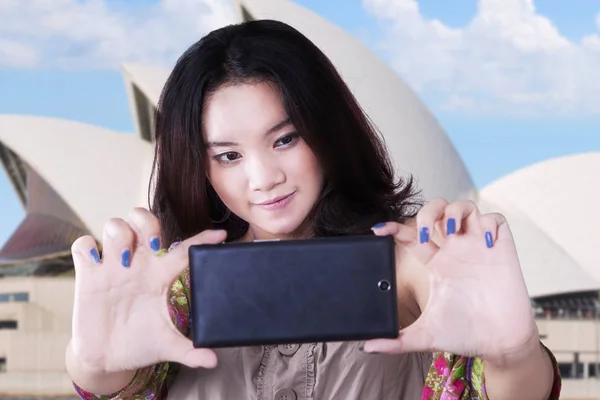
[188, 235, 398, 348]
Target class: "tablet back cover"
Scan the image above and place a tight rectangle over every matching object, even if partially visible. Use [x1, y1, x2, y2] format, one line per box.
[188, 235, 398, 348]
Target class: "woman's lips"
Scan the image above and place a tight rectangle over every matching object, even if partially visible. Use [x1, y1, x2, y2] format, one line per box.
[256, 192, 296, 210]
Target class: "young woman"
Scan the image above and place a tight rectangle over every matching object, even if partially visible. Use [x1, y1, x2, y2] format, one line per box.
[66, 20, 561, 399]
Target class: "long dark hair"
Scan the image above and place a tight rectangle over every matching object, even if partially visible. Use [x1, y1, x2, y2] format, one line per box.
[150, 19, 422, 245]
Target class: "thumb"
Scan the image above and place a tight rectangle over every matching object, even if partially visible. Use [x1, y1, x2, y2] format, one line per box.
[371, 222, 439, 266]
[363, 317, 434, 355]
[173, 229, 228, 262]
[164, 334, 219, 369]
[157, 229, 228, 286]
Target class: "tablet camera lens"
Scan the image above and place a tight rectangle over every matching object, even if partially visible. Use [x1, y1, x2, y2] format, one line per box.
[378, 280, 390, 291]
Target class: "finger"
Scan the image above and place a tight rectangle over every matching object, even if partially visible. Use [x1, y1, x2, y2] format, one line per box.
[416, 198, 448, 242]
[71, 235, 102, 269]
[126, 207, 162, 253]
[433, 219, 446, 244]
[363, 318, 434, 354]
[170, 229, 228, 264]
[443, 200, 478, 236]
[102, 218, 136, 268]
[158, 229, 228, 285]
[370, 221, 416, 245]
[163, 334, 218, 369]
[479, 212, 506, 248]
[372, 220, 438, 266]
[413, 198, 448, 264]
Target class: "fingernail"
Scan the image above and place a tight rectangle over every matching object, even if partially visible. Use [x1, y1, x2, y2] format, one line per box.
[419, 227, 430, 244]
[121, 249, 131, 267]
[169, 241, 181, 250]
[372, 222, 386, 229]
[485, 231, 494, 248]
[150, 237, 160, 252]
[446, 218, 456, 235]
[358, 343, 378, 354]
[90, 248, 101, 264]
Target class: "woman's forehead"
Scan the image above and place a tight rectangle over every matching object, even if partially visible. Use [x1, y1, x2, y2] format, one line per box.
[203, 82, 290, 142]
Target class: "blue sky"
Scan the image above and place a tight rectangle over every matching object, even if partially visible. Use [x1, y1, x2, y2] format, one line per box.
[0, 0, 598, 246]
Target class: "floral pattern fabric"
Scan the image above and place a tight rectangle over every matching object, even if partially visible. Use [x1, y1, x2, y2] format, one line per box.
[73, 252, 562, 400]
[422, 349, 561, 400]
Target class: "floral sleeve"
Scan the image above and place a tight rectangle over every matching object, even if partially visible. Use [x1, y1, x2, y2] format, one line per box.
[421, 343, 562, 399]
[73, 254, 192, 400]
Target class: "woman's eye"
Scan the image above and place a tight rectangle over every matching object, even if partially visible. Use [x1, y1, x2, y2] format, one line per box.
[215, 152, 241, 163]
[275, 133, 298, 147]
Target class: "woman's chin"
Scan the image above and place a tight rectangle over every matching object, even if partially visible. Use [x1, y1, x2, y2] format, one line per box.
[250, 219, 307, 240]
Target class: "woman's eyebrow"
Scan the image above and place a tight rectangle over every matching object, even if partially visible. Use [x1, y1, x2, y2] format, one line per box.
[206, 118, 292, 149]
[265, 117, 291, 136]
[207, 139, 237, 149]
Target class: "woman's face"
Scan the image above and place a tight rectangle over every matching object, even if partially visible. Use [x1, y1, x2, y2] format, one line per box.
[203, 81, 324, 240]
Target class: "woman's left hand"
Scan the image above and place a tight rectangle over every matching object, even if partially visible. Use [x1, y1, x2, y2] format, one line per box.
[365, 198, 540, 364]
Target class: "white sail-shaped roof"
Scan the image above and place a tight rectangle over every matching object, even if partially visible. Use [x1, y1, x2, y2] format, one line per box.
[480, 152, 600, 297]
[0, 115, 154, 239]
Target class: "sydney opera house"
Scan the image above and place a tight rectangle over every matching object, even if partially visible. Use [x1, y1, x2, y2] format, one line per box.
[0, 0, 599, 398]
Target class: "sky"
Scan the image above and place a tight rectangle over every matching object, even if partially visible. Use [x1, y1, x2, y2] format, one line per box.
[0, 0, 598, 246]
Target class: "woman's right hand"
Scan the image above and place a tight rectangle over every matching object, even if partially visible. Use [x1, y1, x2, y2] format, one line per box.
[67, 207, 227, 379]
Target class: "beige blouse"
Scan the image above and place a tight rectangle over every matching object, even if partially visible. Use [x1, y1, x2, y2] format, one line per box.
[168, 342, 432, 399]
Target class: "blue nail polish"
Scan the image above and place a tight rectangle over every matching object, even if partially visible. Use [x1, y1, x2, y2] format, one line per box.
[485, 232, 494, 248]
[419, 227, 430, 244]
[150, 237, 160, 252]
[90, 248, 101, 264]
[372, 222, 386, 229]
[121, 250, 131, 267]
[446, 218, 456, 235]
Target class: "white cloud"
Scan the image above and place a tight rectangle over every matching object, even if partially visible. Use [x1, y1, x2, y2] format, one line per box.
[2, 0, 598, 116]
[0, 39, 39, 68]
[0, 0, 236, 69]
[364, 0, 600, 116]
